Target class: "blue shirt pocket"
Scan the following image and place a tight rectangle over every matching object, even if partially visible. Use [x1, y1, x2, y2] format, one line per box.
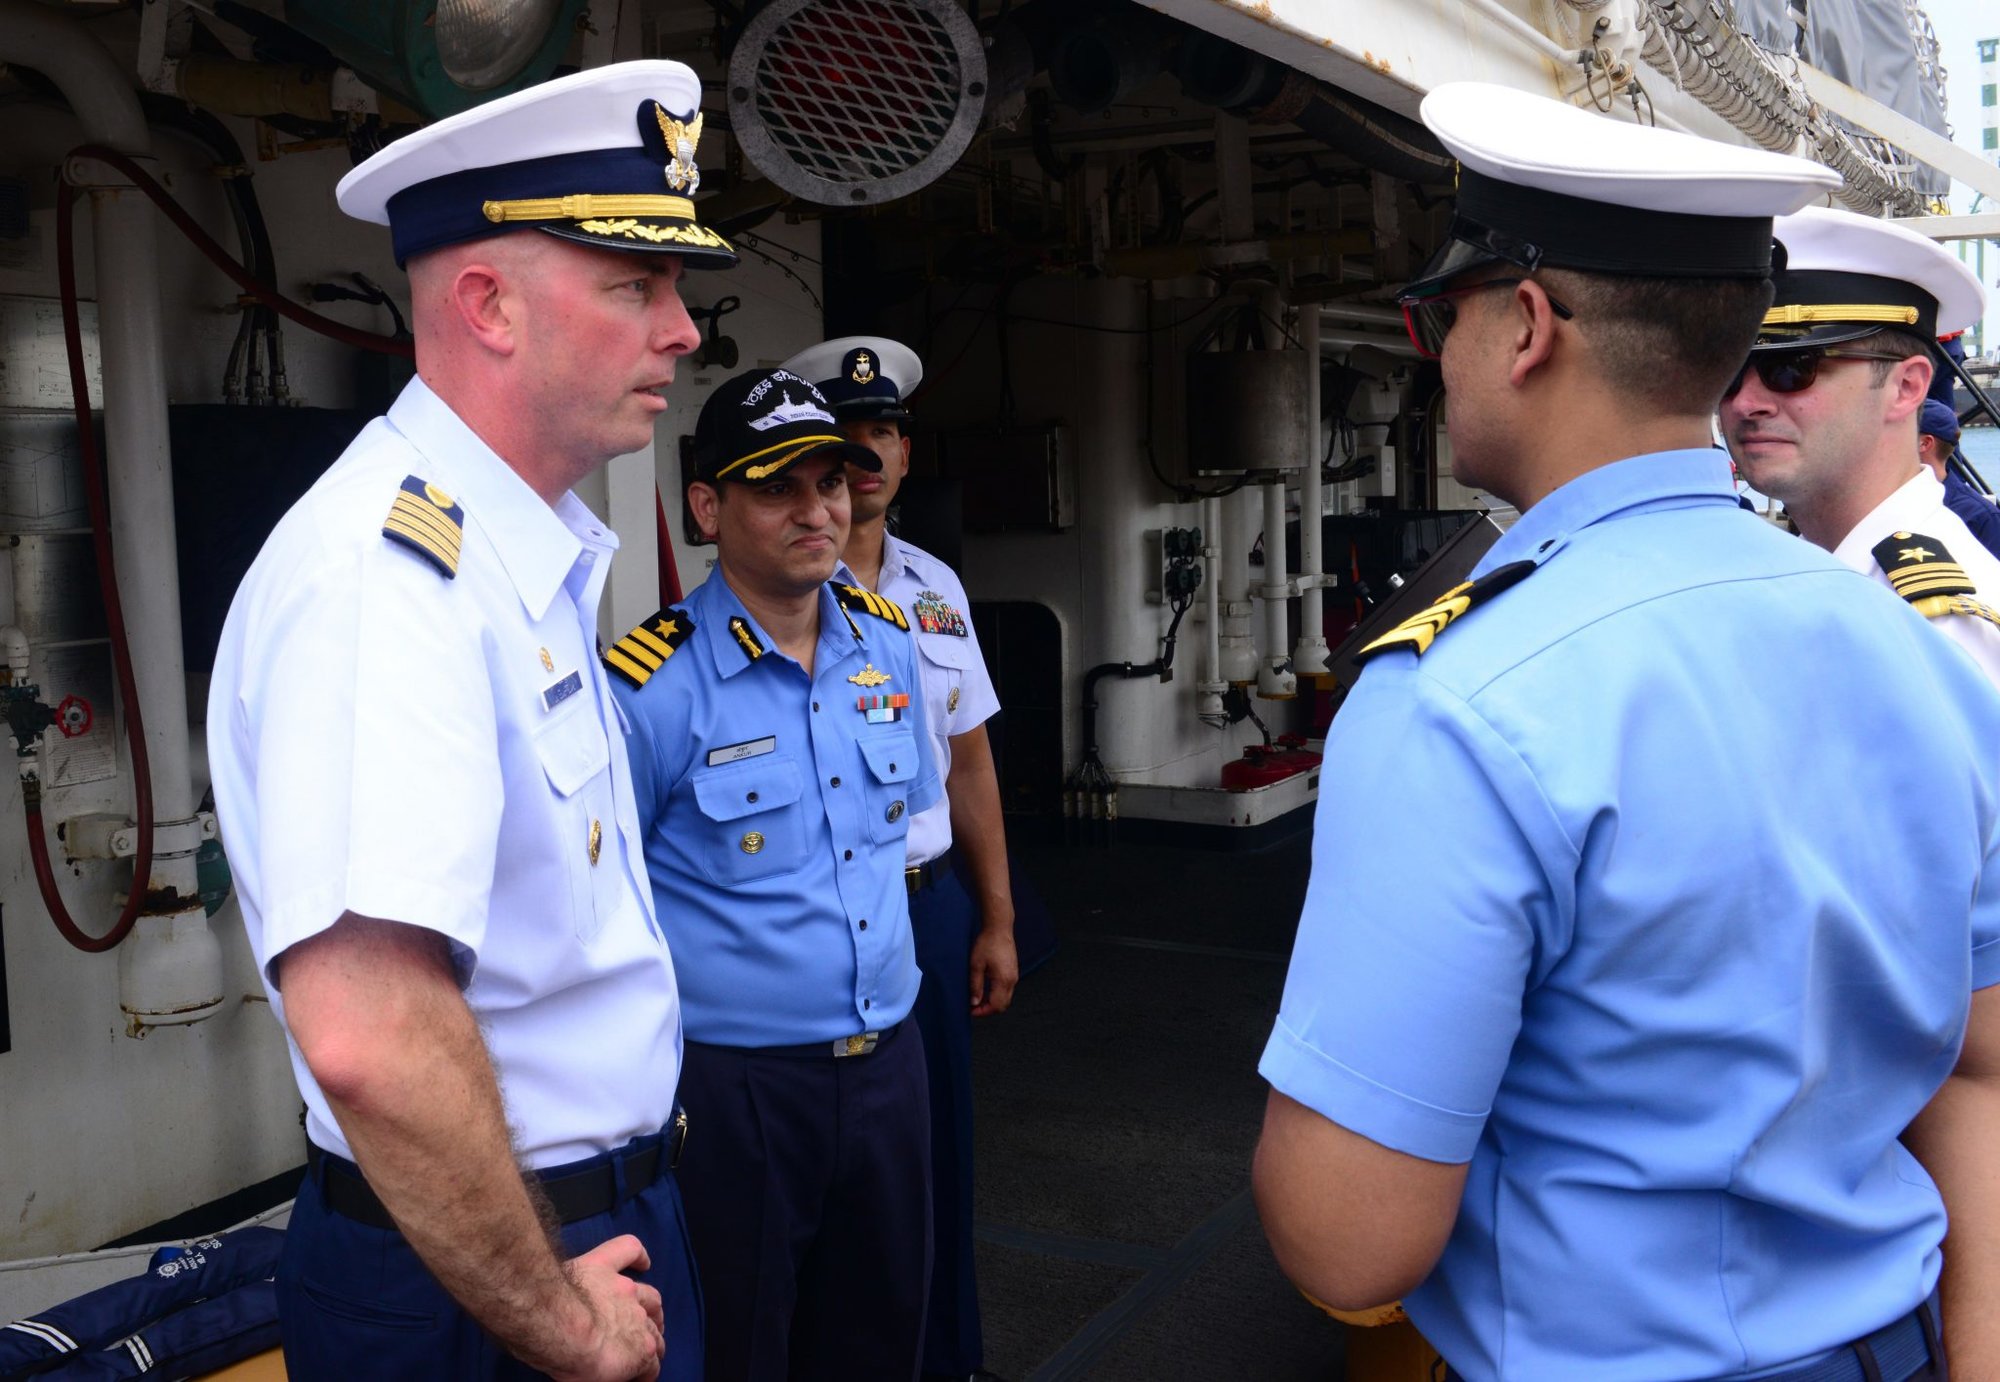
[690, 755, 810, 884]
[856, 729, 918, 846]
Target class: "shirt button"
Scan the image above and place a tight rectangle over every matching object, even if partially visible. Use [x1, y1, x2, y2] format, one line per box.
[864, 999, 871, 1010]
[858, 918, 868, 931]
[844, 849, 853, 861]
[746, 791, 759, 803]
[813, 701, 820, 712]
[830, 776, 841, 788]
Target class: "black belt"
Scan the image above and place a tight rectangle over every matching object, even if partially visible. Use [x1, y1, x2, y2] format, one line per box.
[308, 1111, 687, 1232]
[694, 1019, 906, 1061]
[1447, 1297, 1941, 1382]
[1746, 1297, 1941, 1382]
[906, 851, 952, 895]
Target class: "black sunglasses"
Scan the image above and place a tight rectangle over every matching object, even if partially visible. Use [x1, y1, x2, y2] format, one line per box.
[1722, 345, 1917, 400]
[1397, 278, 1576, 359]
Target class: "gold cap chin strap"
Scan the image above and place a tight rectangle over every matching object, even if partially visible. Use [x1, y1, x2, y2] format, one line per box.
[482, 193, 696, 224]
[1762, 303, 1920, 327]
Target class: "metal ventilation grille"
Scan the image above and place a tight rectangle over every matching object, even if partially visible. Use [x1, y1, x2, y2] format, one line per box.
[729, 0, 988, 206]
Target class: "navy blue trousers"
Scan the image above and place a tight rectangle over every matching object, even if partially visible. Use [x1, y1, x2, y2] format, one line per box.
[910, 867, 983, 1376]
[279, 1134, 704, 1381]
[676, 1021, 932, 1382]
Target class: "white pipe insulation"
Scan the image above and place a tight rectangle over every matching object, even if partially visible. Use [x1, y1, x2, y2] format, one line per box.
[1256, 475, 1295, 698]
[1198, 497, 1226, 720]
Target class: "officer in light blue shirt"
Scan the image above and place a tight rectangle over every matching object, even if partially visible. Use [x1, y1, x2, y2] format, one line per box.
[784, 335, 1017, 1382]
[1255, 83, 2000, 1382]
[607, 365, 942, 1381]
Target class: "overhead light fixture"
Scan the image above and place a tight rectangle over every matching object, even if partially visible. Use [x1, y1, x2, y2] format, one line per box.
[283, 0, 586, 119]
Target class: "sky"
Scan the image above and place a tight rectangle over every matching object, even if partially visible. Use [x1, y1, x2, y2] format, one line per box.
[1921, 0, 1998, 356]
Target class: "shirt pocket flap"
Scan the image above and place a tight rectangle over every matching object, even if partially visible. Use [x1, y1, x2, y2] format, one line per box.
[692, 757, 804, 823]
[534, 710, 611, 798]
[858, 731, 918, 786]
[917, 632, 974, 669]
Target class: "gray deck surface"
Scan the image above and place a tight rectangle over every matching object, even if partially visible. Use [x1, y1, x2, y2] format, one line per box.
[970, 831, 1348, 1381]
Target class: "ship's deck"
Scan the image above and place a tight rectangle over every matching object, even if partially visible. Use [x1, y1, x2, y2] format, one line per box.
[973, 828, 1344, 1380]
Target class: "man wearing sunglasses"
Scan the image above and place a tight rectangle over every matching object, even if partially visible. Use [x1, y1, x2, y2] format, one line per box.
[1256, 81, 2000, 1382]
[1722, 207, 2000, 684]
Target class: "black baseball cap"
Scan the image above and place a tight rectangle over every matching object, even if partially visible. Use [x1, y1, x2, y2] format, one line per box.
[691, 367, 881, 484]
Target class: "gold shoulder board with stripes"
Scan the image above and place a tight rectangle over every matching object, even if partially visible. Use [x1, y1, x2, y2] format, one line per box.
[382, 475, 464, 578]
[834, 583, 910, 632]
[1872, 530, 2000, 626]
[1353, 559, 1537, 666]
[1873, 530, 1973, 601]
[603, 607, 695, 690]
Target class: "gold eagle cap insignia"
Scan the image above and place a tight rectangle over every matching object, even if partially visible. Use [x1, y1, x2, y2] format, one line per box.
[657, 108, 704, 195]
[849, 663, 892, 688]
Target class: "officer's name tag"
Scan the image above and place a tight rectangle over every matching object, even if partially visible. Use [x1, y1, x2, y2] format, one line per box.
[707, 735, 776, 766]
[541, 670, 583, 712]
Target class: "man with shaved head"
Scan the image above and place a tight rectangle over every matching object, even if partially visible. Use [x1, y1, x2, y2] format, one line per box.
[207, 62, 733, 1381]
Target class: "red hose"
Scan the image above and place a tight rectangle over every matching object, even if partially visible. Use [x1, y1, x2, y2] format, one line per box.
[64, 144, 413, 358]
[40, 183, 153, 952]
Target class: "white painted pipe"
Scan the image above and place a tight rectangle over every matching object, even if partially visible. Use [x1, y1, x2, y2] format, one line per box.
[1220, 486, 1260, 684]
[4, 1, 219, 1025]
[1294, 309, 1330, 677]
[1257, 476, 1296, 698]
[1200, 496, 1224, 704]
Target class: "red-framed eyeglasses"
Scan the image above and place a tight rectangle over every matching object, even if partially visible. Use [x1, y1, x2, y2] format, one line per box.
[1397, 278, 1575, 360]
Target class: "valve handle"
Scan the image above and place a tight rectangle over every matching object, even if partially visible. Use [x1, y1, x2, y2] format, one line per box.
[55, 694, 92, 738]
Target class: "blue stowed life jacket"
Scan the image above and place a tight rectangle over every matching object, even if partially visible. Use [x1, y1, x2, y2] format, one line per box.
[0, 1227, 282, 1380]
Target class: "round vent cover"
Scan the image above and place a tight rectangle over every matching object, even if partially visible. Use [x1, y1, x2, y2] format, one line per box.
[727, 0, 988, 207]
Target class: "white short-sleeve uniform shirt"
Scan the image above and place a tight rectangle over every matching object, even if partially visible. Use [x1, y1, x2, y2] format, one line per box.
[1832, 468, 2000, 688]
[208, 378, 681, 1169]
[871, 533, 999, 867]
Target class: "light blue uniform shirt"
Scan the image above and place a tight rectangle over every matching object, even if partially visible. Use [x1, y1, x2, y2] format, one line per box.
[615, 572, 941, 1047]
[1260, 449, 2000, 1381]
[839, 533, 1001, 867]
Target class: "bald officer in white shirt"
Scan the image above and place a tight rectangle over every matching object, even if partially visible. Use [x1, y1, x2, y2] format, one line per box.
[207, 62, 733, 1382]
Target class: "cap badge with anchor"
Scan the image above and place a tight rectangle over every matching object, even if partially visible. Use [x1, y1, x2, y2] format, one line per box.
[780, 337, 924, 425]
[655, 105, 702, 194]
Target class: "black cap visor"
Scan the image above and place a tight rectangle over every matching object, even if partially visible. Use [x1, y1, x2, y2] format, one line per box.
[708, 436, 882, 485]
[538, 220, 737, 268]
